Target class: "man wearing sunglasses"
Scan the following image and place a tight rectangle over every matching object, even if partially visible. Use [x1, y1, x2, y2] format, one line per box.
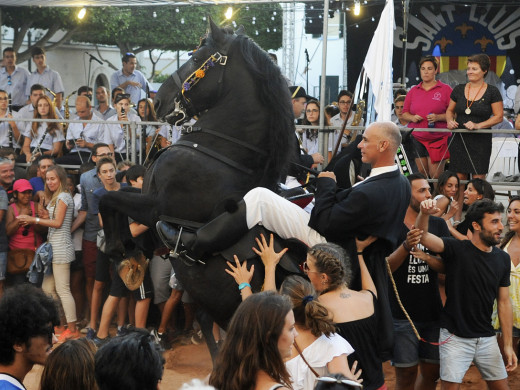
[0, 48, 30, 112]
[110, 53, 151, 106]
[0, 285, 59, 389]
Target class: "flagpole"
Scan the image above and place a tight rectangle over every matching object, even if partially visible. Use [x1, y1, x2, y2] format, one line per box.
[401, 0, 410, 87]
[318, 0, 330, 166]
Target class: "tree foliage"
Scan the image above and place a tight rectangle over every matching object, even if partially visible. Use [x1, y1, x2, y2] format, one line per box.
[0, 4, 283, 62]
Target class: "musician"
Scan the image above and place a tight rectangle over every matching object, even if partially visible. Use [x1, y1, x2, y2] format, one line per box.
[25, 47, 64, 111]
[329, 90, 364, 157]
[93, 86, 116, 120]
[0, 48, 30, 112]
[55, 96, 105, 166]
[77, 86, 93, 100]
[20, 95, 64, 163]
[0, 89, 23, 152]
[104, 93, 141, 162]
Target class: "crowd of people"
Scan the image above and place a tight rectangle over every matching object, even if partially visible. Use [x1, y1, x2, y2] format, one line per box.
[0, 46, 519, 390]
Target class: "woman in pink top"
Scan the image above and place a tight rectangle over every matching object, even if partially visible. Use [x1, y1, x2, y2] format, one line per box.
[5, 179, 43, 283]
[402, 55, 452, 181]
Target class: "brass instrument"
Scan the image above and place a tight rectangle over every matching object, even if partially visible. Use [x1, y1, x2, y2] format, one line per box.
[64, 90, 77, 132]
[347, 100, 365, 142]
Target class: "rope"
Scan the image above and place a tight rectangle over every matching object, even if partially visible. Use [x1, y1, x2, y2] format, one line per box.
[385, 257, 453, 346]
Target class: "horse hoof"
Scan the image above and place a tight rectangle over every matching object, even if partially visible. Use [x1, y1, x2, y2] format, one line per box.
[118, 251, 149, 291]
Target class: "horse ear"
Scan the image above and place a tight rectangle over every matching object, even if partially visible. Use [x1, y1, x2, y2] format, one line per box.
[236, 25, 245, 35]
[208, 16, 225, 44]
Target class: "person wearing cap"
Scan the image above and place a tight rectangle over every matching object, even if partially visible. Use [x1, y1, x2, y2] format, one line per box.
[5, 179, 44, 289]
[287, 86, 324, 188]
[110, 53, 151, 106]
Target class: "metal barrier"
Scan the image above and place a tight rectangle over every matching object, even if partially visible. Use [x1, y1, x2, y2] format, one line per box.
[0, 116, 169, 166]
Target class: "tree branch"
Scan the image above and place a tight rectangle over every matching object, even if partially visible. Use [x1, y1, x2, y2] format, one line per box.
[12, 21, 33, 57]
[95, 45, 119, 71]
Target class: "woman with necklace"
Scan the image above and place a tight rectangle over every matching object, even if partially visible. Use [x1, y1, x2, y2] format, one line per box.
[402, 56, 452, 181]
[445, 53, 503, 222]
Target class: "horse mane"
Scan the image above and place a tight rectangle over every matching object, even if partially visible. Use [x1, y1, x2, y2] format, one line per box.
[215, 28, 294, 189]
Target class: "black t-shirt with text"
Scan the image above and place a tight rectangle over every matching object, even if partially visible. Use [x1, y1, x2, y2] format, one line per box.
[389, 216, 450, 322]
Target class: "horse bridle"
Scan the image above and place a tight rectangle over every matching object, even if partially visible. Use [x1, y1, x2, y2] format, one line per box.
[164, 35, 268, 176]
[166, 37, 235, 126]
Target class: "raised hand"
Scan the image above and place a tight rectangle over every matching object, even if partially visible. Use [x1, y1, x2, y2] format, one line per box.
[252, 233, 288, 270]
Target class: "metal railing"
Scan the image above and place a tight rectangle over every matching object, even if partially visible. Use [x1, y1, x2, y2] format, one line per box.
[0, 116, 168, 167]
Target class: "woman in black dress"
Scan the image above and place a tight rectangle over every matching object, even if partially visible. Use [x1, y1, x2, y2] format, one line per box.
[445, 53, 503, 221]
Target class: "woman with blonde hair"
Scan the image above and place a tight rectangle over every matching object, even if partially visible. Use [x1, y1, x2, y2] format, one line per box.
[17, 164, 77, 342]
[21, 95, 64, 163]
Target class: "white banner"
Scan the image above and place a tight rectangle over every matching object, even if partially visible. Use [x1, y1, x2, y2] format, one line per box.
[363, 0, 395, 122]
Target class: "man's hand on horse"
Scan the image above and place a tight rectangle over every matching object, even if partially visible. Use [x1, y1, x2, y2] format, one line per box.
[225, 255, 254, 286]
[318, 171, 336, 182]
[311, 153, 324, 164]
[420, 199, 440, 215]
[252, 233, 288, 271]
[355, 235, 378, 253]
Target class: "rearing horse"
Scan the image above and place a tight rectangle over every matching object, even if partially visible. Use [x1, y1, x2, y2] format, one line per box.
[99, 20, 296, 336]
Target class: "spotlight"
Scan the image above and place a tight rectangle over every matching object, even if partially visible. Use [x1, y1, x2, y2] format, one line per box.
[78, 7, 86, 20]
[225, 7, 233, 20]
[354, 0, 361, 16]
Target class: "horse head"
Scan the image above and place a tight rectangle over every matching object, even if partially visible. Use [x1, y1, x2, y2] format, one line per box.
[154, 18, 240, 125]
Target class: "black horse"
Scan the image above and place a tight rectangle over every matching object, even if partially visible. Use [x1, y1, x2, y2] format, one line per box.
[99, 20, 297, 351]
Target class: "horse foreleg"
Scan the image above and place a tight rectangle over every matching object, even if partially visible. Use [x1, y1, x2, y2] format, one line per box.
[99, 191, 159, 262]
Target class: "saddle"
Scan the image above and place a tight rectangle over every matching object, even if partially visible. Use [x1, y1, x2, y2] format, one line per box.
[218, 225, 307, 274]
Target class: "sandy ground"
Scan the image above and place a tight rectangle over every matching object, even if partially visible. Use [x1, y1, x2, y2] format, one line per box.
[23, 340, 520, 390]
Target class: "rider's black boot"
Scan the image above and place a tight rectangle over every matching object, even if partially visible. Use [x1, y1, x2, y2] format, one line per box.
[156, 200, 248, 259]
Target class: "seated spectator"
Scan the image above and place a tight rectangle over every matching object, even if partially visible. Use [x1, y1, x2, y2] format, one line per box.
[0, 284, 59, 388]
[104, 94, 141, 162]
[448, 177, 495, 240]
[95, 328, 164, 390]
[5, 179, 44, 286]
[40, 339, 97, 390]
[21, 95, 64, 163]
[432, 170, 460, 221]
[209, 291, 295, 390]
[56, 95, 105, 166]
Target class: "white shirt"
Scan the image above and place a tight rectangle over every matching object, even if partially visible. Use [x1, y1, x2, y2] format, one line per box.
[328, 112, 364, 152]
[67, 115, 106, 153]
[104, 113, 141, 153]
[285, 334, 354, 390]
[26, 122, 65, 150]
